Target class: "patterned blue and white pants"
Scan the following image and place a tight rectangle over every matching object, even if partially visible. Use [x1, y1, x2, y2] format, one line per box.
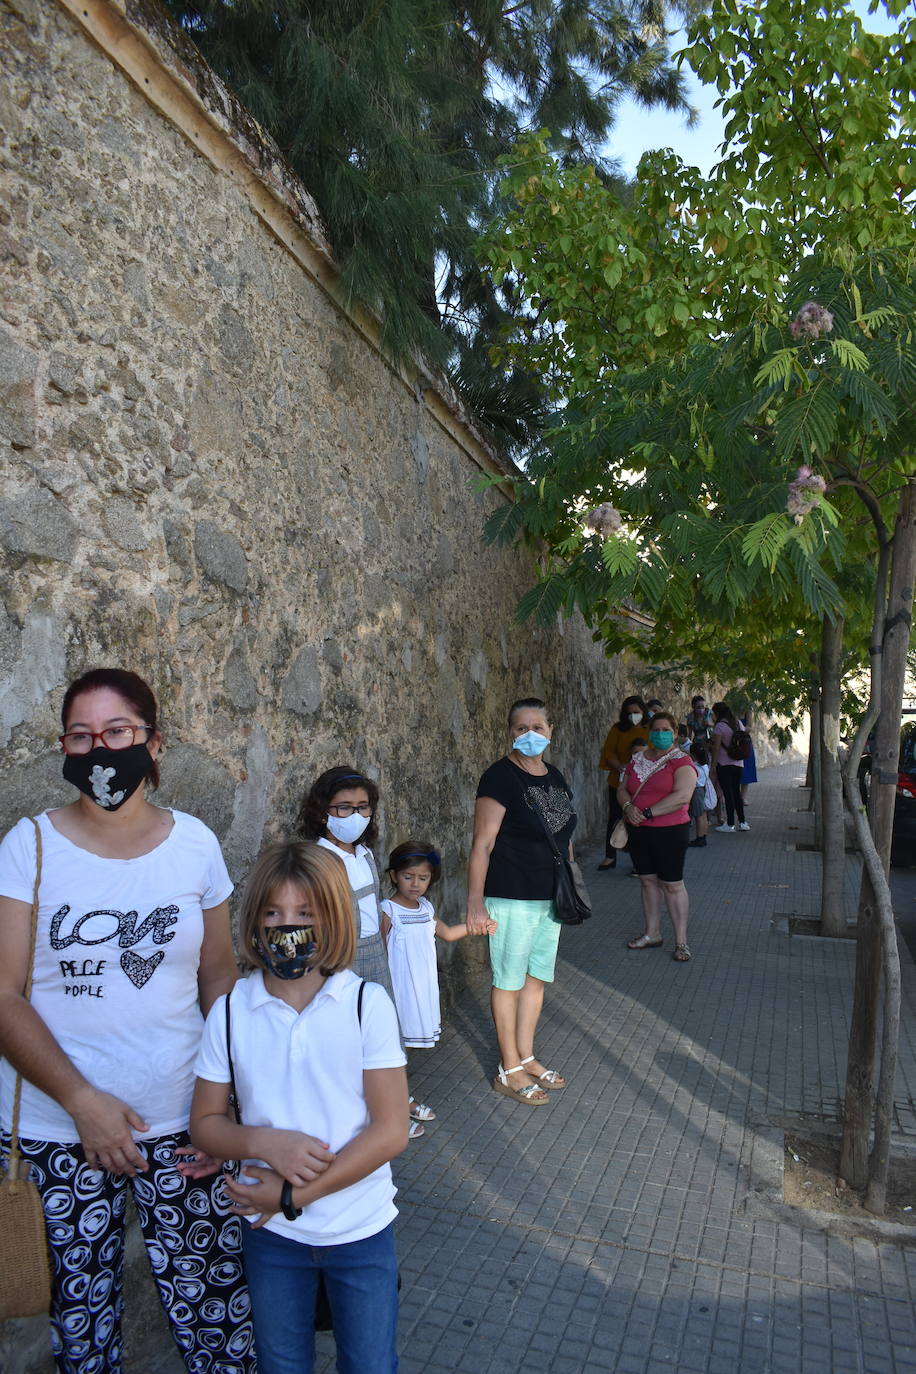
[3, 1130, 255, 1374]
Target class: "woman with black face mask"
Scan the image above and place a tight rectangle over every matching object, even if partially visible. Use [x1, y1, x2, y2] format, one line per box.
[0, 667, 255, 1374]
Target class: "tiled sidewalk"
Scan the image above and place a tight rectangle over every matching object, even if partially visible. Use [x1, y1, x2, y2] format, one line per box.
[372, 763, 916, 1374]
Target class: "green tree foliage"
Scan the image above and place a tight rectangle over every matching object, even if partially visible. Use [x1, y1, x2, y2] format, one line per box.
[162, 0, 694, 452]
[480, 0, 915, 644]
[480, 0, 916, 1211]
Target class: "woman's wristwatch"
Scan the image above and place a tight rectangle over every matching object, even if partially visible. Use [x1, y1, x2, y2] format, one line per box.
[280, 1179, 302, 1221]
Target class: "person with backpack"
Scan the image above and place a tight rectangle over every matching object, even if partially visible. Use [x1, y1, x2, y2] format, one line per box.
[190, 841, 407, 1374]
[686, 696, 713, 744]
[710, 703, 751, 832]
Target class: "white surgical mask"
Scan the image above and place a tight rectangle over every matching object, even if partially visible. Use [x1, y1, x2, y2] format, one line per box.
[628, 712, 643, 725]
[513, 730, 550, 757]
[326, 812, 371, 844]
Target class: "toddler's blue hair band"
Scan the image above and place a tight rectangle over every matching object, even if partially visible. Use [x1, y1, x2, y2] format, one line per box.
[401, 850, 441, 865]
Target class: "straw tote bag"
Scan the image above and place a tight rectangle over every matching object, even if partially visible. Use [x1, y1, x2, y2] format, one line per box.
[611, 758, 671, 847]
[0, 820, 53, 1319]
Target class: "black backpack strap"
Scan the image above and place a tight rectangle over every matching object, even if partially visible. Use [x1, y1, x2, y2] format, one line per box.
[225, 988, 241, 1124]
[226, 979, 365, 1128]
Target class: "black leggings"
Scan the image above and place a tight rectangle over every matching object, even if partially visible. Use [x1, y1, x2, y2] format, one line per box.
[717, 764, 745, 826]
[605, 786, 624, 857]
[3, 1130, 256, 1374]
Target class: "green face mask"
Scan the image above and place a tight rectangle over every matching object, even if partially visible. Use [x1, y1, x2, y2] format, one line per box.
[649, 729, 674, 750]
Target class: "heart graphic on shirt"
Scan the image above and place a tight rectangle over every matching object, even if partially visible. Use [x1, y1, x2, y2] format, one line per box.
[121, 950, 165, 989]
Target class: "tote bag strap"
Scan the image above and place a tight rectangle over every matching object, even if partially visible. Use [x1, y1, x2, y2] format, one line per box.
[7, 820, 43, 1181]
[509, 764, 568, 863]
[625, 754, 675, 808]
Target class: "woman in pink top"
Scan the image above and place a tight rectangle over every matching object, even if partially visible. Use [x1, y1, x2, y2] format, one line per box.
[709, 702, 748, 832]
[616, 712, 697, 962]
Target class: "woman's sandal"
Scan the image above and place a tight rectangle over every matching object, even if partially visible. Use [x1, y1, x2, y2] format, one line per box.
[493, 1063, 549, 1105]
[408, 1119, 426, 1139]
[673, 944, 692, 962]
[520, 1056, 566, 1091]
[409, 1098, 436, 1122]
[626, 934, 663, 950]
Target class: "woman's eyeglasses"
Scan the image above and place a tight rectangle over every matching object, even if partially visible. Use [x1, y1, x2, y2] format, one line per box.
[59, 725, 153, 755]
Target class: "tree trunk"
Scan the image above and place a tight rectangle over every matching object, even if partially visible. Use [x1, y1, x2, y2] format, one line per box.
[840, 476, 916, 1206]
[809, 688, 821, 843]
[819, 613, 847, 936]
[864, 478, 915, 1212]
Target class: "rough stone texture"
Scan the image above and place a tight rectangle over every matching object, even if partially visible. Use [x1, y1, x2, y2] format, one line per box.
[0, 326, 38, 447]
[0, 3, 666, 1366]
[0, 0, 634, 918]
[193, 521, 249, 593]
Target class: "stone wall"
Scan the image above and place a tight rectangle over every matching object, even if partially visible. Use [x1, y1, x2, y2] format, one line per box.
[0, 0, 623, 892]
[0, 1, 646, 1365]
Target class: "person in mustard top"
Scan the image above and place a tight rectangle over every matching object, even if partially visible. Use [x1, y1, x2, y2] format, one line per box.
[597, 694, 648, 870]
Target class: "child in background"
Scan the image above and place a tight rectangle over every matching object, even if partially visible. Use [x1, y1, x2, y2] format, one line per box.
[380, 841, 495, 1134]
[688, 741, 715, 848]
[297, 765, 395, 1001]
[676, 722, 691, 752]
[190, 841, 407, 1374]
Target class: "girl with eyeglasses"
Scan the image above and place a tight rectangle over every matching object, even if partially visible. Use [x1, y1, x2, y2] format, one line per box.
[299, 769, 426, 1139]
[0, 667, 255, 1374]
[296, 767, 398, 997]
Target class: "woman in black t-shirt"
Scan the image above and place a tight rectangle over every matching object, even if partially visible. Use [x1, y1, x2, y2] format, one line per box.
[466, 698, 577, 1105]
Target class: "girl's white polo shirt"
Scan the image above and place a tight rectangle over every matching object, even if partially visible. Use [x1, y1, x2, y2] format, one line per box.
[316, 837, 380, 936]
[195, 968, 405, 1245]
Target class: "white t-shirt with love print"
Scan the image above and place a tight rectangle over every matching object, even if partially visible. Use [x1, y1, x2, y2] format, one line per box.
[0, 809, 232, 1142]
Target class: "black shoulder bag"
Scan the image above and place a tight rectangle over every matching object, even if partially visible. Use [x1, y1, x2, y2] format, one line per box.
[516, 770, 592, 926]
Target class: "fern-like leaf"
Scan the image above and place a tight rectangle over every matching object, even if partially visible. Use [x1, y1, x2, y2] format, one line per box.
[516, 574, 568, 624]
[483, 501, 527, 546]
[829, 338, 868, 371]
[601, 537, 638, 580]
[742, 513, 792, 570]
[774, 384, 838, 461]
[837, 369, 897, 435]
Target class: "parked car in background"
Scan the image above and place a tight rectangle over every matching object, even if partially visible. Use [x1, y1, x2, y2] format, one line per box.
[892, 713, 916, 868]
[859, 708, 916, 868]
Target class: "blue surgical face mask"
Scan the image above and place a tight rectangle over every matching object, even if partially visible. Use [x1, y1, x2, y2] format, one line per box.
[513, 730, 550, 757]
[650, 729, 674, 751]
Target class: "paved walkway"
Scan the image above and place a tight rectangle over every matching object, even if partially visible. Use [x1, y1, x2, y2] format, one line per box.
[353, 763, 916, 1374]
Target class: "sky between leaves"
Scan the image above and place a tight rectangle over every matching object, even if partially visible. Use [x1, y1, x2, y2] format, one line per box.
[610, 0, 901, 176]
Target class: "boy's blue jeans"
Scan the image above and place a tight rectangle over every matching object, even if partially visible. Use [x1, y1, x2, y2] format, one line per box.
[241, 1221, 398, 1374]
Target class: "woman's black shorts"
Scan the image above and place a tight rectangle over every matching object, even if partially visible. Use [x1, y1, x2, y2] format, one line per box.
[626, 822, 690, 882]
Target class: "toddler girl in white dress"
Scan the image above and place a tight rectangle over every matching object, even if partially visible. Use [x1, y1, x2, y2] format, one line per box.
[380, 840, 494, 1136]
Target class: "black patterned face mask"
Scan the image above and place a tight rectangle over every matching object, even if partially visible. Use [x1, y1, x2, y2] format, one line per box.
[254, 925, 318, 980]
[63, 744, 154, 811]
